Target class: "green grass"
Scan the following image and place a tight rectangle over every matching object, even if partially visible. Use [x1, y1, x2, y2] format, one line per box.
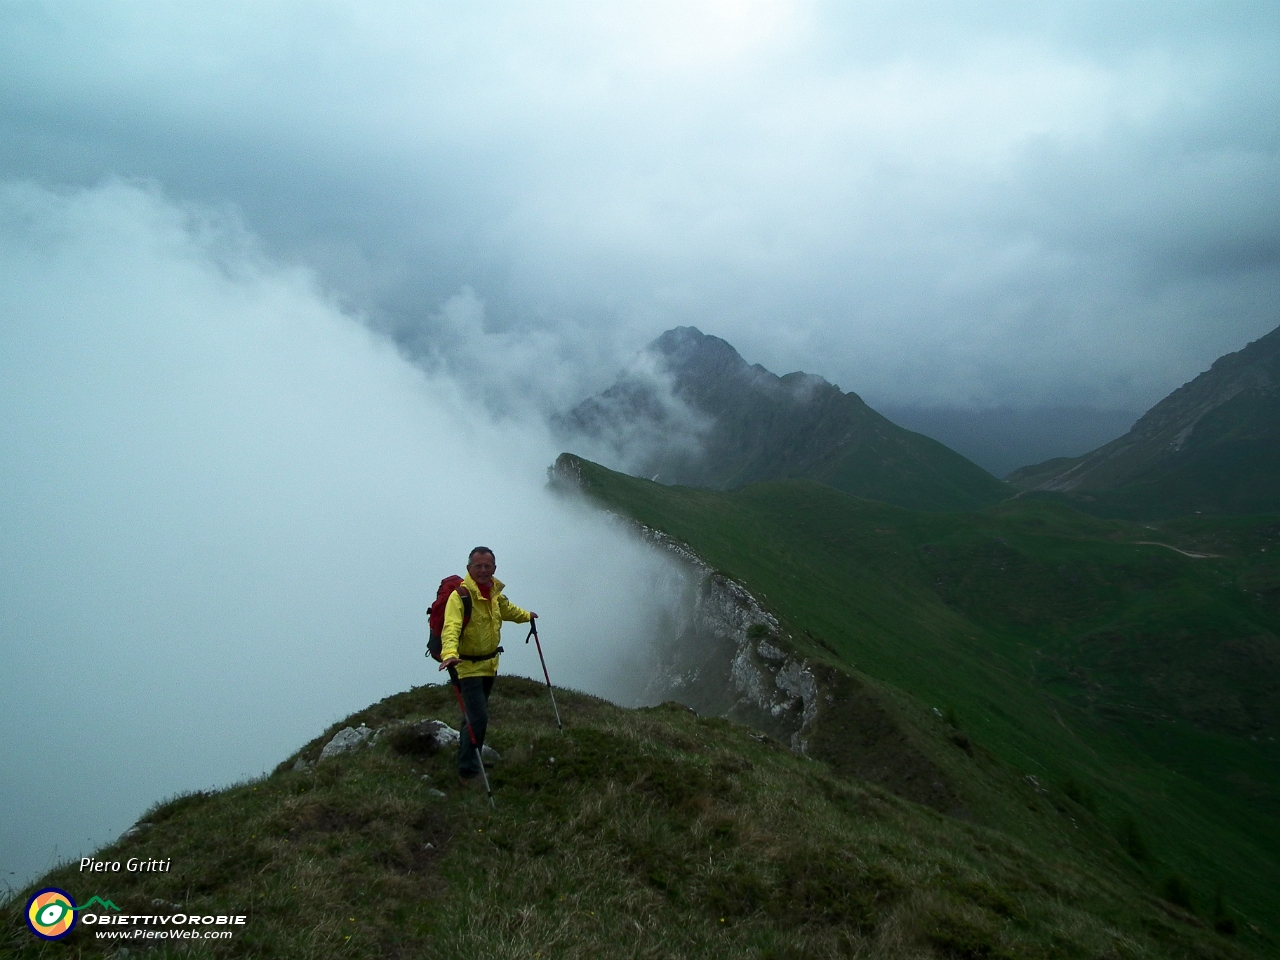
[558, 455, 1280, 950]
[3, 679, 1264, 959]
[7, 456, 1276, 957]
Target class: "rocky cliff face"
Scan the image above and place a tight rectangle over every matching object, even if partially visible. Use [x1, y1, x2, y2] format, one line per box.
[558, 326, 1007, 512]
[550, 451, 969, 814]
[550, 453, 819, 750]
[630, 522, 820, 752]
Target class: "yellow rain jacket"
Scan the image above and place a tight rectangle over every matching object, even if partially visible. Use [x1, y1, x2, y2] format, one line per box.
[440, 574, 532, 679]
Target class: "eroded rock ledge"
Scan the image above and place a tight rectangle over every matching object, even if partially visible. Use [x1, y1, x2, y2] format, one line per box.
[549, 453, 968, 815]
[630, 522, 818, 751]
[630, 524, 969, 816]
[551, 451, 818, 750]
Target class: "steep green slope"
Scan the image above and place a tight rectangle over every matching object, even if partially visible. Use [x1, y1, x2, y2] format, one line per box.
[560, 326, 1008, 512]
[3, 679, 1263, 959]
[561, 454, 1280, 948]
[1009, 325, 1280, 518]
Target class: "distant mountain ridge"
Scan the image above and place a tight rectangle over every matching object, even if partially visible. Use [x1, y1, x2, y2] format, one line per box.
[1009, 325, 1280, 518]
[558, 327, 1008, 512]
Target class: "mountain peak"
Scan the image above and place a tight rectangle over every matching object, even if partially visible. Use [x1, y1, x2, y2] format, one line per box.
[650, 325, 719, 357]
[1008, 324, 1280, 517]
[649, 326, 750, 382]
[649, 327, 834, 400]
[558, 327, 1005, 511]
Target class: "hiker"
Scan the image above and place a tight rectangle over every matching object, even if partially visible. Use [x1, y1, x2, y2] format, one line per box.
[438, 547, 536, 785]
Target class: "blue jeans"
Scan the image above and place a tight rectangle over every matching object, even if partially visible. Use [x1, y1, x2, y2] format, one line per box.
[457, 675, 495, 779]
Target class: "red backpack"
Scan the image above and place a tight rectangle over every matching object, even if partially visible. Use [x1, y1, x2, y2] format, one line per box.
[426, 575, 472, 662]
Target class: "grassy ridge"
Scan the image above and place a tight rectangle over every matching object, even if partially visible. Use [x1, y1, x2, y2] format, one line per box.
[563, 456, 1280, 947]
[3, 679, 1262, 959]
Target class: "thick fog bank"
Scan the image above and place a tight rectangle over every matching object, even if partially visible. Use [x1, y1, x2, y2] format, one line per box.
[0, 180, 682, 893]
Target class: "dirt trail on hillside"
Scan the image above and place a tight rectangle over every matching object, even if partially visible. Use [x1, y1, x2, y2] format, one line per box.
[1134, 541, 1220, 559]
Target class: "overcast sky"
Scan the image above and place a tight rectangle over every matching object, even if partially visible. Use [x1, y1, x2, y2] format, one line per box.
[3, 1, 1277, 412]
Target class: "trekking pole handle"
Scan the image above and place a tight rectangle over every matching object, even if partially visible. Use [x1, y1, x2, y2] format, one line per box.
[525, 618, 563, 732]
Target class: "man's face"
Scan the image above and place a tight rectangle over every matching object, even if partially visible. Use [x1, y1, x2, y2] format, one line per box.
[467, 553, 496, 586]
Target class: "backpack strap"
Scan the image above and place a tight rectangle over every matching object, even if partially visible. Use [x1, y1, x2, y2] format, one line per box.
[457, 584, 472, 627]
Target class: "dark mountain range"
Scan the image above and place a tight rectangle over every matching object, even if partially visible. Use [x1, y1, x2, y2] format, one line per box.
[558, 326, 1008, 512]
[1009, 325, 1280, 518]
[880, 405, 1140, 480]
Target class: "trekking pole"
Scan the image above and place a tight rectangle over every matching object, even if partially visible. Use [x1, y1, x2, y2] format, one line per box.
[447, 665, 495, 809]
[525, 619, 562, 731]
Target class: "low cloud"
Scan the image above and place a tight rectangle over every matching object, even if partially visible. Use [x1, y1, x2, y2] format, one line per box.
[377, 285, 627, 422]
[553, 346, 714, 480]
[0, 179, 684, 890]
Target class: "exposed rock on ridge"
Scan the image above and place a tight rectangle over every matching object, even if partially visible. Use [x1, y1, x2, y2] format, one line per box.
[550, 451, 969, 815]
[551, 452, 818, 749]
[632, 520, 820, 752]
